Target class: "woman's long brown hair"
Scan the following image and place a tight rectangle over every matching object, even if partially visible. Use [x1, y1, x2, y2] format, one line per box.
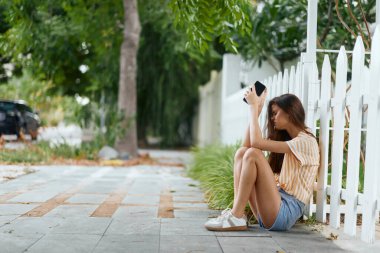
[267, 94, 314, 174]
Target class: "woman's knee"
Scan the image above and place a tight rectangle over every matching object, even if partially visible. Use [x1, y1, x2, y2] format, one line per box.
[242, 148, 262, 164]
[234, 147, 249, 162]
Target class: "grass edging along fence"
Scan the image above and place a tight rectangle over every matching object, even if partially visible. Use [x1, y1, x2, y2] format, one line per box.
[187, 143, 239, 210]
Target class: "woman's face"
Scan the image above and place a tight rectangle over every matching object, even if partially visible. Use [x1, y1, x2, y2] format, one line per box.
[271, 104, 290, 130]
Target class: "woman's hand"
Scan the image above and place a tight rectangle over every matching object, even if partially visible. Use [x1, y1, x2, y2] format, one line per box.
[244, 85, 267, 108]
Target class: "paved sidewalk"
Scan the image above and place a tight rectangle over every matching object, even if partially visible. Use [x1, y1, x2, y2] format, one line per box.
[0, 151, 379, 252]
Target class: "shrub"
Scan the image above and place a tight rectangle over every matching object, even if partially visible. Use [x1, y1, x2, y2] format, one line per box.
[187, 142, 240, 209]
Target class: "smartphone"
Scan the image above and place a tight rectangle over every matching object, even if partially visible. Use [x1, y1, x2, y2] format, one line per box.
[243, 81, 266, 104]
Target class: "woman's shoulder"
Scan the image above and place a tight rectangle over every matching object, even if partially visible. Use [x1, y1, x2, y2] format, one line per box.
[290, 130, 319, 150]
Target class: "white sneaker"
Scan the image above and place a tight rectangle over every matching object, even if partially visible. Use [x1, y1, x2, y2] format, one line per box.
[205, 208, 247, 231]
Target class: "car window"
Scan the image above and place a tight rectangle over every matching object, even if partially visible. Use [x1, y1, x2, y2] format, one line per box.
[23, 105, 33, 113]
[0, 102, 16, 112]
[15, 104, 33, 113]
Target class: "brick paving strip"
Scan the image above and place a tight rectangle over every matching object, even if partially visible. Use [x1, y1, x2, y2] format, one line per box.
[157, 188, 174, 218]
[90, 178, 132, 217]
[21, 167, 111, 217]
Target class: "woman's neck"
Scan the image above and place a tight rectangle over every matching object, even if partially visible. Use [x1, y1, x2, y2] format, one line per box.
[286, 126, 302, 139]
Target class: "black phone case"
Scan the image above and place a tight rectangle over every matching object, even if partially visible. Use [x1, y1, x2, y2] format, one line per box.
[243, 81, 266, 104]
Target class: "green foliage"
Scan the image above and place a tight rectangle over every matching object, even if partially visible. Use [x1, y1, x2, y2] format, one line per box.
[169, 0, 253, 53]
[137, 0, 222, 147]
[238, 0, 307, 69]
[0, 144, 49, 163]
[0, 139, 104, 164]
[170, 0, 376, 70]
[240, 0, 376, 68]
[0, 70, 81, 126]
[0, 0, 223, 148]
[188, 143, 240, 209]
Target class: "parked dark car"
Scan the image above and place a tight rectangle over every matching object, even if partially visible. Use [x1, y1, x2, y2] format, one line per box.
[0, 100, 41, 140]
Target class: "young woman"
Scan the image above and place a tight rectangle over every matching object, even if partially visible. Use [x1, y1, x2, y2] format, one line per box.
[205, 86, 320, 231]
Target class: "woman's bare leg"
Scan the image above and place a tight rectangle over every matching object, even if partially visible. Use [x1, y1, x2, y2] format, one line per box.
[233, 147, 249, 202]
[248, 185, 259, 220]
[232, 148, 281, 228]
[233, 147, 259, 218]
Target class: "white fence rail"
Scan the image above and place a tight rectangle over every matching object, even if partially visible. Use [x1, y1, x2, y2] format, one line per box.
[217, 25, 380, 243]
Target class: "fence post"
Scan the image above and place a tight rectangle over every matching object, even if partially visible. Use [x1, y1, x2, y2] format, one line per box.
[306, 63, 318, 134]
[330, 46, 348, 229]
[303, 63, 318, 218]
[344, 36, 365, 236]
[361, 25, 380, 244]
[316, 55, 331, 223]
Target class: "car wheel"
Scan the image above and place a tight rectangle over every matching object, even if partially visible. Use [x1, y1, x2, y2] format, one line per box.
[30, 130, 38, 140]
[18, 127, 26, 141]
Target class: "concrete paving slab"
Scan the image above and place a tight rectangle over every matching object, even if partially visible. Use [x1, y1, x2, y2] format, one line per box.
[112, 206, 158, 219]
[160, 218, 215, 236]
[0, 233, 43, 253]
[80, 185, 118, 194]
[50, 217, 112, 235]
[173, 195, 206, 202]
[172, 202, 209, 208]
[26, 233, 101, 253]
[269, 231, 347, 253]
[66, 194, 108, 204]
[93, 235, 159, 253]
[127, 185, 163, 195]
[0, 204, 39, 215]
[9, 191, 60, 203]
[0, 215, 19, 227]
[217, 236, 284, 253]
[105, 218, 161, 236]
[122, 195, 160, 205]
[173, 209, 220, 218]
[215, 225, 271, 237]
[44, 204, 98, 218]
[160, 235, 222, 253]
[0, 217, 61, 236]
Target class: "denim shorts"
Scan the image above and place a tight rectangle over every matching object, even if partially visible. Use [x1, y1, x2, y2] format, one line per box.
[258, 188, 305, 231]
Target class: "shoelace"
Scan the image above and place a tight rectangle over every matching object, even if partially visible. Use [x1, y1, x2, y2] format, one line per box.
[215, 208, 232, 221]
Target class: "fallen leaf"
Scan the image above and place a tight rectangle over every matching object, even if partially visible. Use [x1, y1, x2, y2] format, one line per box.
[327, 232, 338, 240]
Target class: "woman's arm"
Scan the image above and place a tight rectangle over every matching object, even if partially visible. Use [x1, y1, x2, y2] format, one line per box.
[244, 88, 291, 154]
[242, 99, 267, 148]
[249, 104, 291, 154]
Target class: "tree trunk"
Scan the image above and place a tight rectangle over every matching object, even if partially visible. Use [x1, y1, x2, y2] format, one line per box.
[115, 0, 141, 158]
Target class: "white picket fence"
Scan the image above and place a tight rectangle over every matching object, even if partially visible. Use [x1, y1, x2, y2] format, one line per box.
[217, 26, 380, 243]
[258, 26, 380, 243]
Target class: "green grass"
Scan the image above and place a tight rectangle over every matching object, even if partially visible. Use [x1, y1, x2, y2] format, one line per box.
[187, 143, 240, 210]
[0, 139, 101, 164]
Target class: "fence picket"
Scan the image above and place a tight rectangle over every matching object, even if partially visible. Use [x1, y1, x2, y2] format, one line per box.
[277, 72, 283, 97]
[283, 69, 289, 94]
[316, 55, 331, 223]
[330, 46, 348, 229]
[267, 76, 273, 102]
[289, 66, 296, 94]
[295, 63, 302, 99]
[344, 36, 365, 236]
[272, 75, 278, 98]
[361, 25, 380, 243]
